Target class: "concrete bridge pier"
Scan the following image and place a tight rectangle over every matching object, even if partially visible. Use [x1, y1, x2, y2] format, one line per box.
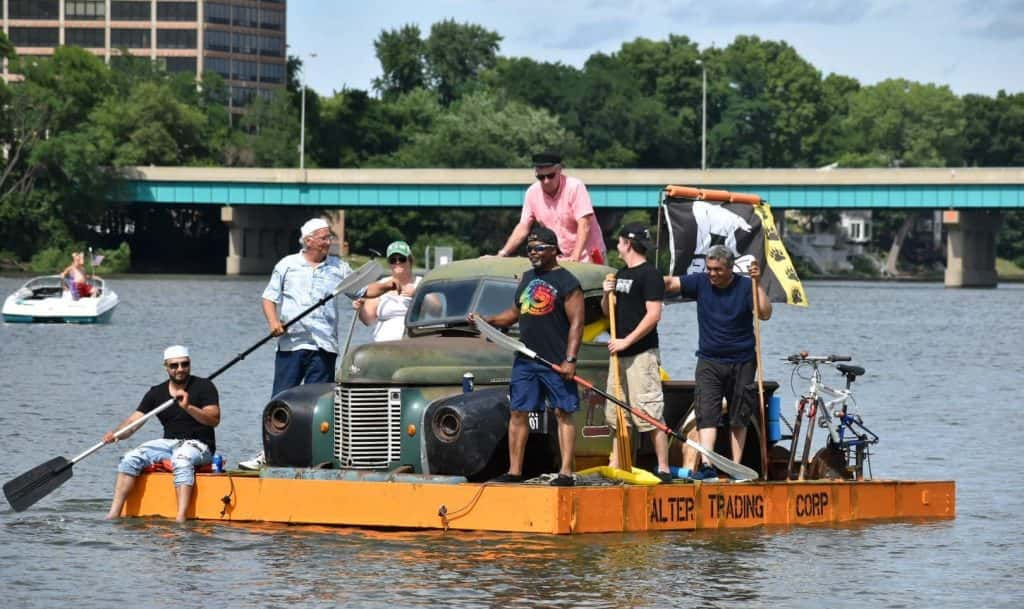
[221, 207, 347, 275]
[943, 210, 1002, 288]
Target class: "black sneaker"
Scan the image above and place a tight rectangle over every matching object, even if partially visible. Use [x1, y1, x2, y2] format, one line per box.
[656, 470, 674, 484]
[550, 474, 575, 487]
[490, 473, 523, 483]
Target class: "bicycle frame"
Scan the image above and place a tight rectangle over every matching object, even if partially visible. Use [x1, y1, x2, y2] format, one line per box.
[785, 353, 879, 481]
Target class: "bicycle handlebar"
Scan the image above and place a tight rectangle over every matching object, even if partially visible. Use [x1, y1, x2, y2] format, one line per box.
[786, 352, 852, 363]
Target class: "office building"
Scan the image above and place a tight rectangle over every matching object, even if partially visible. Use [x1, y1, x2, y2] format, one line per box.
[1, 0, 287, 112]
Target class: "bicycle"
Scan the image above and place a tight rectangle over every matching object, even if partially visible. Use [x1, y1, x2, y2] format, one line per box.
[783, 352, 879, 481]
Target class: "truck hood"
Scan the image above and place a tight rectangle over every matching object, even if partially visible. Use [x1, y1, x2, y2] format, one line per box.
[339, 335, 515, 385]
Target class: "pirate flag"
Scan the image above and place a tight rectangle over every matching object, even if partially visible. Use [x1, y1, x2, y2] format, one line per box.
[661, 185, 807, 306]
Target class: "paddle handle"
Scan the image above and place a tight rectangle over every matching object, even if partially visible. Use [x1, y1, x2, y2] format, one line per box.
[72, 397, 178, 464]
[207, 261, 378, 380]
[605, 274, 632, 471]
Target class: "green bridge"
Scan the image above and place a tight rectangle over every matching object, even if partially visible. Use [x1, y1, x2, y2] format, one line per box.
[119, 167, 1024, 285]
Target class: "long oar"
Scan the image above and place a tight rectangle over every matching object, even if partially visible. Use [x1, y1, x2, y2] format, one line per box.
[605, 275, 633, 471]
[752, 274, 768, 479]
[473, 315, 758, 481]
[3, 260, 381, 512]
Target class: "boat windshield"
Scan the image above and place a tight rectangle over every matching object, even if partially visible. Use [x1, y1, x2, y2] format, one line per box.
[407, 278, 517, 331]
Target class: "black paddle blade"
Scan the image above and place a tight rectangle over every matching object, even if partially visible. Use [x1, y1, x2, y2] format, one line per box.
[3, 456, 73, 512]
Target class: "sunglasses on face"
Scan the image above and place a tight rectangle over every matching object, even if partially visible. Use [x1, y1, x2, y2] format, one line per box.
[535, 171, 559, 182]
[166, 361, 190, 370]
[528, 244, 555, 253]
[388, 255, 408, 264]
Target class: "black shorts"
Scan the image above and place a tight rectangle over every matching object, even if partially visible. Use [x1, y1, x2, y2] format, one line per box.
[693, 358, 757, 429]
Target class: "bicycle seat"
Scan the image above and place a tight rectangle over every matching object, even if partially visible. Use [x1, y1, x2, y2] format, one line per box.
[836, 364, 865, 377]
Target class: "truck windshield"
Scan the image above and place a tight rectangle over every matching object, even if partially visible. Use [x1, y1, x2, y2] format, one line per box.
[407, 279, 517, 328]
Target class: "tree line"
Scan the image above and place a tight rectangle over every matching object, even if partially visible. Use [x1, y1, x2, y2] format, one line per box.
[1, 22, 1022, 273]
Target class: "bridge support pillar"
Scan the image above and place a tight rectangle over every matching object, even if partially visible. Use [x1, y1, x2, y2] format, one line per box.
[943, 210, 1002, 288]
[221, 207, 349, 275]
[221, 206, 305, 275]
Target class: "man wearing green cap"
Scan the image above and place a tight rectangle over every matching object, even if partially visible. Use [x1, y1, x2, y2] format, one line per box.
[356, 240, 421, 342]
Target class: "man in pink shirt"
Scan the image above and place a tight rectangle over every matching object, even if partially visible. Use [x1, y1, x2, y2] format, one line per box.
[496, 152, 607, 263]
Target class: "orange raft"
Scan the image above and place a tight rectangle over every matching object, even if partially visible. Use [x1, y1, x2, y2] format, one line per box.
[122, 472, 955, 534]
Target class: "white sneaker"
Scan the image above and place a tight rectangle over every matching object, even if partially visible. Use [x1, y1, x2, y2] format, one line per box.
[238, 450, 266, 471]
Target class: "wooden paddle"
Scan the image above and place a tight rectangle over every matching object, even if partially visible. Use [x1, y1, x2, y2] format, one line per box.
[3, 260, 381, 512]
[752, 272, 768, 480]
[606, 274, 633, 472]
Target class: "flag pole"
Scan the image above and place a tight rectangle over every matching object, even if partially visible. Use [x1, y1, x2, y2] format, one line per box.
[752, 272, 768, 480]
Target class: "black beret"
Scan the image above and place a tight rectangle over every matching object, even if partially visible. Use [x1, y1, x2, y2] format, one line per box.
[532, 151, 562, 167]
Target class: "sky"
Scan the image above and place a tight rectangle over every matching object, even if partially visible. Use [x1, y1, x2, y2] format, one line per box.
[285, 0, 1024, 99]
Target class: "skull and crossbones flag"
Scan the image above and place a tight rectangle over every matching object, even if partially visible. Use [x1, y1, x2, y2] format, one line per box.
[661, 186, 807, 306]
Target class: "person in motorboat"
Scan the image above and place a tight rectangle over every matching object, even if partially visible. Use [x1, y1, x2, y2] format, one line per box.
[240, 218, 352, 471]
[475, 226, 584, 487]
[60, 252, 94, 298]
[103, 345, 221, 523]
[353, 240, 421, 342]
[663, 245, 772, 481]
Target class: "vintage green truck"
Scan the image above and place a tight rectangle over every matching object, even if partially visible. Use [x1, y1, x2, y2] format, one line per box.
[258, 257, 774, 480]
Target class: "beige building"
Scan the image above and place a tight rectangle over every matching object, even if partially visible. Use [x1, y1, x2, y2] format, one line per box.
[1, 0, 287, 113]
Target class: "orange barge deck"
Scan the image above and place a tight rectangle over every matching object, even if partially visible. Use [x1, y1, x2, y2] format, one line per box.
[123, 473, 955, 534]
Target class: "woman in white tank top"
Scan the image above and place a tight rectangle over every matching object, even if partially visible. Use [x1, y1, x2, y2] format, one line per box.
[356, 240, 421, 342]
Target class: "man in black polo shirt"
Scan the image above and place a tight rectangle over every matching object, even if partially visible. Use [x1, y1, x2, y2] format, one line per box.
[481, 226, 585, 487]
[103, 345, 221, 522]
[602, 223, 672, 482]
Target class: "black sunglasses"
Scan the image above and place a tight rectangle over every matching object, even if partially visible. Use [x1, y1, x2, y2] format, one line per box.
[535, 171, 559, 182]
[528, 244, 555, 253]
[388, 255, 408, 264]
[166, 361, 191, 370]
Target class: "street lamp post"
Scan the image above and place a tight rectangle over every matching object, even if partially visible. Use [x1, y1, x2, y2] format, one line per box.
[696, 59, 707, 171]
[299, 52, 317, 170]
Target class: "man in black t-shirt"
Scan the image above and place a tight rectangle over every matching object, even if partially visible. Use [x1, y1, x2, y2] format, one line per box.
[480, 226, 584, 487]
[602, 223, 671, 482]
[103, 345, 221, 523]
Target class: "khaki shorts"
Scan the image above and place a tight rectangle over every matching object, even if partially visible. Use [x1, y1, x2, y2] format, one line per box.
[605, 349, 665, 433]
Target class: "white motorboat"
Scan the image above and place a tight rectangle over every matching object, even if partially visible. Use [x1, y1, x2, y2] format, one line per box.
[2, 275, 119, 323]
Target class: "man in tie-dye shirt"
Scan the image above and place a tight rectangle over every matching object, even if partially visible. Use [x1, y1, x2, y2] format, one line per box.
[478, 226, 584, 487]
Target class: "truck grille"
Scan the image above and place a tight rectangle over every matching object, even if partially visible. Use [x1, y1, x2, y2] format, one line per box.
[334, 385, 402, 469]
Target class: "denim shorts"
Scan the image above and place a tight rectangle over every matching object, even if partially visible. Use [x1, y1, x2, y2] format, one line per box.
[117, 438, 212, 486]
[509, 357, 579, 414]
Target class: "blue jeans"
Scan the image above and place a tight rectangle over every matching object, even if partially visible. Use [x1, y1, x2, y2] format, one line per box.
[117, 438, 212, 486]
[272, 348, 338, 397]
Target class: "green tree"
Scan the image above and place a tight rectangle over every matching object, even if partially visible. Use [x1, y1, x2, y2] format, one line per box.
[838, 79, 965, 167]
[710, 36, 826, 168]
[380, 90, 579, 168]
[372, 24, 426, 100]
[424, 19, 502, 105]
[240, 89, 301, 167]
[963, 91, 1024, 166]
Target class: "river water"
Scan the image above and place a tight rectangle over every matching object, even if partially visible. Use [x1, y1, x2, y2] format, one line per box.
[0, 275, 1021, 609]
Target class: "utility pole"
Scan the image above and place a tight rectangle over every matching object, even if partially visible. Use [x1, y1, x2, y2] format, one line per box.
[696, 59, 707, 171]
[299, 52, 317, 170]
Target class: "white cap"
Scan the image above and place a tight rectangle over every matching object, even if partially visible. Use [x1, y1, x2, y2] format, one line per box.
[299, 218, 330, 245]
[163, 345, 190, 361]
